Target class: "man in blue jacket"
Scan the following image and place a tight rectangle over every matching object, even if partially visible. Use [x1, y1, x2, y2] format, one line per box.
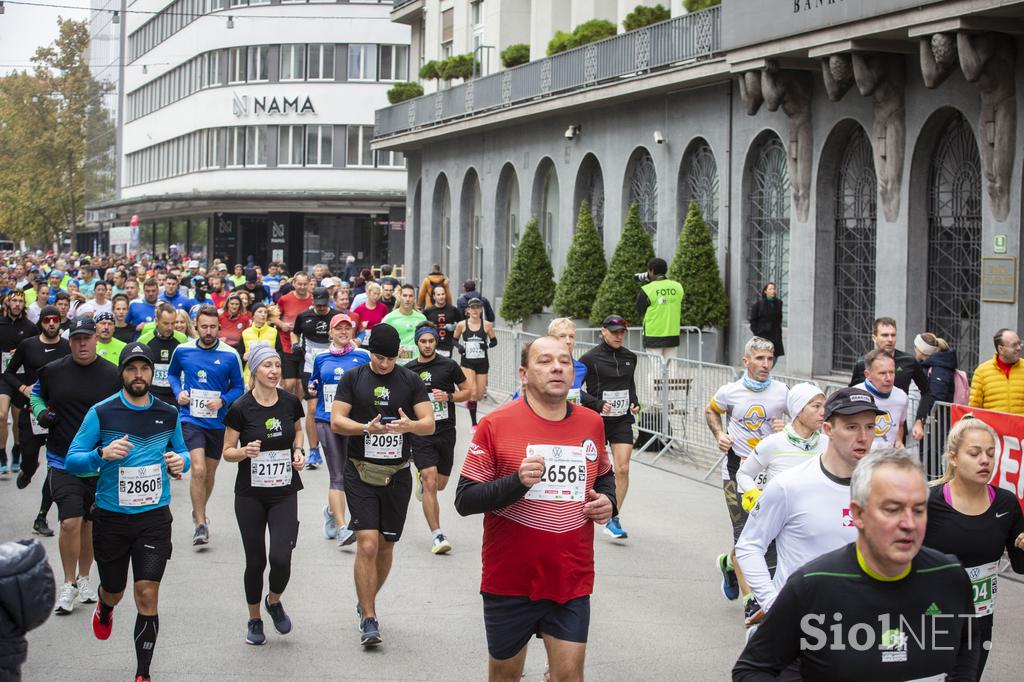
[167, 305, 244, 547]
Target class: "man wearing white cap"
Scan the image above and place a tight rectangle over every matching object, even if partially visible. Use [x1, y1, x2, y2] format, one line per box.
[736, 383, 827, 511]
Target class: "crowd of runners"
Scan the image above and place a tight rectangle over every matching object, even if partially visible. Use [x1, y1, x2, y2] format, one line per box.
[0, 251, 1022, 681]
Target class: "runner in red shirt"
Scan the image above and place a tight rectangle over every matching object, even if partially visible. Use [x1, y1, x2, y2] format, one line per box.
[455, 335, 615, 681]
[274, 271, 312, 398]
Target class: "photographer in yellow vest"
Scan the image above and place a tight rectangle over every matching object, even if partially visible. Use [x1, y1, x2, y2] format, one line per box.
[635, 258, 683, 359]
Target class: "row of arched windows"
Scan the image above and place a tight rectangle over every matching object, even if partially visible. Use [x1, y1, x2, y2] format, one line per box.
[412, 109, 982, 372]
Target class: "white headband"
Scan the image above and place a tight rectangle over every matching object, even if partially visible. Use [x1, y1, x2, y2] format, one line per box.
[914, 334, 939, 356]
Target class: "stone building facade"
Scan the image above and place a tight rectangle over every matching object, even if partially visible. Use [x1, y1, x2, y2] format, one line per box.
[375, 0, 1024, 379]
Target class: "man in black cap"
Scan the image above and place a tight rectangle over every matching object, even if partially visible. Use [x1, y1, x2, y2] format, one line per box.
[65, 341, 189, 681]
[735, 387, 883, 630]
[32, 316, 121, 614]
[241, 269, 270, 311]
[579, 315, 640, 540]
[0, 291, 36, 477]
[3, 304, 70, 536]
[330, 323, 434, 647]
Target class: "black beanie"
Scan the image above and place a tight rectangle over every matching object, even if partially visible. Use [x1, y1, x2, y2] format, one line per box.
[366, 323, 400, 358]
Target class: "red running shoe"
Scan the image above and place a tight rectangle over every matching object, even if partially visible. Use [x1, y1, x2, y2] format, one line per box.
[135, 676, 152, 682]
[92, 604, 112, 640]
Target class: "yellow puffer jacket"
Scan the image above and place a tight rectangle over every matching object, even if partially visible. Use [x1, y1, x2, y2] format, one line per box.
[969, 355, 1024, 415]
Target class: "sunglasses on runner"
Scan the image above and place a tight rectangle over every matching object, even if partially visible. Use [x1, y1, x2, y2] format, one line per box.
[41, 316, 60, 323]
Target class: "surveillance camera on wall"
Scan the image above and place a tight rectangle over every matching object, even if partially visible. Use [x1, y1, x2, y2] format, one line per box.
[565, 125, 580, 140]
[654, 130, 665, 144]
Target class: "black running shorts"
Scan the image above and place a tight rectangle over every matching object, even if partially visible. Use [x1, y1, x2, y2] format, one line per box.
[344, 460, 412, 542]
[92, 505, 173, 594]
[49, 467, 97, 521]
[411, 429, 457, 477]
[482, 593, 590, 661]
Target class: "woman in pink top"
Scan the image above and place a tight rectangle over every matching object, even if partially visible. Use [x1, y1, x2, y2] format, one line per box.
[352, 282, 387, 334]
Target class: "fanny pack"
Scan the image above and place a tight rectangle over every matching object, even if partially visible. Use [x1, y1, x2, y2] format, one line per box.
[354, 460, 408, 487]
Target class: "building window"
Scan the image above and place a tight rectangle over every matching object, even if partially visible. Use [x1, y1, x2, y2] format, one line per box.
[441, 8, 454, 43]
[747, 135, 791, 318]
[306, 125, 333, 166]
[376, 150, 406, 168]
[207, 50, 222, 87]
[348, 44, 378, 81]
[278, 125, 305, 166]
[280, 44, 305, 81]
[246, 126, 267, 166]
[229, 0, 247, 7]
[247, 45, 269, 82]
[209, 0, 225, 10]
[307, 44, 335, 80]
[200, 128, 220, 169]
[346, 125, 372, 167]
[471, 0, 484, 26]
[226, 126, 245, 167]
[379, 45, 409, 82]
[228, 47, 245, 83]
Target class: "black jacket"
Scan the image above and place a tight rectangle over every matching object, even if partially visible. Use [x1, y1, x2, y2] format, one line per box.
[921, 349, 960, 405]
[748, 296, 784, 357]
[0, 539, 55, 681]
[579, 341, 639, 419]
[848, 348, 932, 422]
[456, 292, 496, 323]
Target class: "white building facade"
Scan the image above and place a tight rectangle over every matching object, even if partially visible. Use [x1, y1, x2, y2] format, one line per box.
[86, 0, 410, 271]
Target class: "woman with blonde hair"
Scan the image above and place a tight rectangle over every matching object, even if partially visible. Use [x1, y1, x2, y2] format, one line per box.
[174, 309, 197, 339]
[913, 332, 960, 404]
[923, 415, 1024, 680]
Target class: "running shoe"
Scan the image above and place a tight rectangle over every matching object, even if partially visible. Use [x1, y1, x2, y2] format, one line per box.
[134, 676, 151, 682]
[15, 470, 31, 490]
[603, 516, 628, 540]
[322, 504, 337, 540]
[306, 446, 322, 470]
[743, 595, 765, 627]
[77, 575, 98, 603]
[193, 523, 209, 546]
[32, 515, 54, 537]
[10, 461, 19, 473]
[246, 618, 266, 645]
[717, 553, 739, 601]
[336, 526, 356, 548]
[264, 595, 292, 635]
[54, 582, 78, 614]
[92, 604, 113, 640]
[431, 534, 452, 555]
[414, 467, 423, 501]
[0, 466, 8, 480]
[360, 617, 382, 647]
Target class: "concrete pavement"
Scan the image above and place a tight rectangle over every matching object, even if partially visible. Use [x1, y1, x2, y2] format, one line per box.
[3, 403, 1022, 680]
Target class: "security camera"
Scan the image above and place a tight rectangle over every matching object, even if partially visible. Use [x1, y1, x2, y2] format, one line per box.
[564, 125, 580, 140]
[654, 130, 665, 145]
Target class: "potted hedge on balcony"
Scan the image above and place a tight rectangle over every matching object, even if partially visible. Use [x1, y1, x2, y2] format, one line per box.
[501, 43, 530, 68]
[387, 81, 424, 104]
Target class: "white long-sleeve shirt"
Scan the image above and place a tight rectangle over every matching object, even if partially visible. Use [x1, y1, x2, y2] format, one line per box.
[735, 427, 828, 494]
[734, 455, 858, 611]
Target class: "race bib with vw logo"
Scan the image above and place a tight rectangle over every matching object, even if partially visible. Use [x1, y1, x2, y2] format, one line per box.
[523, 444, 586, 502]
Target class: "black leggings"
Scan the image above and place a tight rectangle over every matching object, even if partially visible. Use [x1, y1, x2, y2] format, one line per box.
[234, 493, 299, 606]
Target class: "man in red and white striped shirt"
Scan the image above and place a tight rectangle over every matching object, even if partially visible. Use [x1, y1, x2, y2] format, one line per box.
[455, 335, 616, 681]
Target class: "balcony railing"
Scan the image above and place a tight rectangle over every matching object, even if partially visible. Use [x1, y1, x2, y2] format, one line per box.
[392, 0, 418, 9]
[374, 5, 721, 139]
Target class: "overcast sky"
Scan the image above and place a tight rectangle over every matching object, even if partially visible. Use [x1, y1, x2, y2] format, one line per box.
[0, 0, 91, 75]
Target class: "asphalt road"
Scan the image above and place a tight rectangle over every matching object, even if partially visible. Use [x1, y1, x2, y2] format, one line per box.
[3, 404, 1022, 681]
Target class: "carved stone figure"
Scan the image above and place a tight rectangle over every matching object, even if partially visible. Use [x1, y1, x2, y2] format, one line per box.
[821, 54, 855, 102]
[738, 70, 763, 115]
[920, 33, 958, 89]
[761, 64, 813, 221]
[853, 53, 906, 222]
[959, 31, 1016, 222]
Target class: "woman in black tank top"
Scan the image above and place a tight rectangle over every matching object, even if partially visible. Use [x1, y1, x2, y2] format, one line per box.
[453, 299, 496, 427]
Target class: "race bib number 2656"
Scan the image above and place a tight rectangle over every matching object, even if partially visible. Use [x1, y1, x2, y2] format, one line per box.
[523, 444, 586, 502]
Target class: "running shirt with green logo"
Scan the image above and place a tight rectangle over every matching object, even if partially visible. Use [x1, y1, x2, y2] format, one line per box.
[223, 389, 305, 498]
[405, 354, 466, 432]
[734, 543, 974, 681]
[708, 379, 788, 480]
[854, 382, 908, 449]
[381, 309, 427, 362]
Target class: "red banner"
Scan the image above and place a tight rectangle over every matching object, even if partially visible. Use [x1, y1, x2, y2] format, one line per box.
[951, 405, 1024, 512]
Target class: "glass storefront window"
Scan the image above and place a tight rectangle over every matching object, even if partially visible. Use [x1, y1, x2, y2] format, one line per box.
[190, 218, 209, 263]
[170, 219, 188, 261]
[154, 222, 169, 258]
